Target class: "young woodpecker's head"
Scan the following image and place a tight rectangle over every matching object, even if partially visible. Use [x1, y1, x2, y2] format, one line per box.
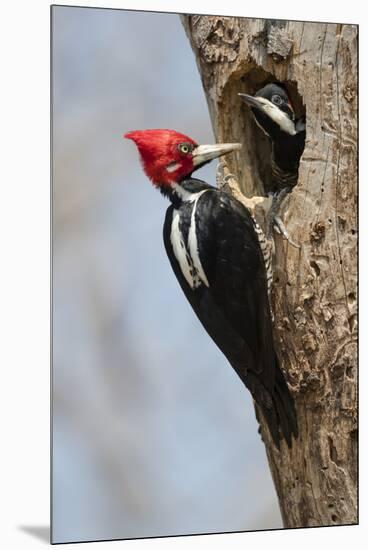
[239, 83, 300, 138]
[125, 129, 241, 187]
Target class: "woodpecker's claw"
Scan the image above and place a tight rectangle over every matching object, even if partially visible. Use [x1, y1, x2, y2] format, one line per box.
[266, 188, 288, 236]
[274, 216, 301, 249]
[266, 189, 300, 249]
[216, 159, 237, 189]
[216, 160, 226, 188]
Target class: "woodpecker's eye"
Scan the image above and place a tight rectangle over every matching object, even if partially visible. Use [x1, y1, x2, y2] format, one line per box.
[178, 143, 192, 155]
[272, 94, 283, 106]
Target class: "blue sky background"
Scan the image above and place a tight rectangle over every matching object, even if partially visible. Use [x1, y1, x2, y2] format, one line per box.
[52, 6, 281, 544]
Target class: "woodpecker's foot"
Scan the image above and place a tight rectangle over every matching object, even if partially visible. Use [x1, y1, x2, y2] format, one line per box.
[266, 189, 300, 248]
[274, 215, 301, 249]
[266, 188, 288, 236]
[216, 159, 237, 189]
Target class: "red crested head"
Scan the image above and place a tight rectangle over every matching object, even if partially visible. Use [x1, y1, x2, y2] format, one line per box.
[124, 129, 242, 188]
[124, 129, 198, 186]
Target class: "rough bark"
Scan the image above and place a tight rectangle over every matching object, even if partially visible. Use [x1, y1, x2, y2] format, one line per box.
[181, 16, 357, 528]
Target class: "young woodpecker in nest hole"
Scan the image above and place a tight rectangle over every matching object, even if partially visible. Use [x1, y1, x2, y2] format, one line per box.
[125, 128, 298, 448]
[239, 83, 306, 243]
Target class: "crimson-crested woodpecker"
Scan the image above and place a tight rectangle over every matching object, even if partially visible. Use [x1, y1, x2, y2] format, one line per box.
[239, 83, 306, 238]
[125, 128, 298, 448]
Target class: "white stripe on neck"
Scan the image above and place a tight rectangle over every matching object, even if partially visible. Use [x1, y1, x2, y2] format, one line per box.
[170, 190, 210, 289]
[188, 191, 209, 287]
[170, 210, 194, 287]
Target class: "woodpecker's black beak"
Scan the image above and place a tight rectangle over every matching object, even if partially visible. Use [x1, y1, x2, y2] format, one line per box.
[192, 143, 242, 168]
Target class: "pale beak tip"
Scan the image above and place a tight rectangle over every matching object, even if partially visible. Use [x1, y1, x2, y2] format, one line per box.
[226, 143, 241, 152]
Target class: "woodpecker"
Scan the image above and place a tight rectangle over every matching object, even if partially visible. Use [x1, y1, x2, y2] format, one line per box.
[239, 83, 306, 240]
[125, 129, 298, 448]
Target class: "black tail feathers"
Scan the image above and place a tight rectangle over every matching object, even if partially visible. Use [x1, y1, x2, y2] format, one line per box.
[252, 363, 298, 449]
[272, 366, 298, 448]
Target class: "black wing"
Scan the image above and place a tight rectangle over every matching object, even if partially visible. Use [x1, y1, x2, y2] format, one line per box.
[163, 190, 274, 393]
[163, 190, 297, 447]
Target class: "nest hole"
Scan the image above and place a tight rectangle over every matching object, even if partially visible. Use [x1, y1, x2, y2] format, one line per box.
[220, 67, 306, 197]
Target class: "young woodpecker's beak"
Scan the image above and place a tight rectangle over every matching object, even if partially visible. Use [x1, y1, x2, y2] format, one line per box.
[192, 143, 241, 168]
[238, 93, 266, 111]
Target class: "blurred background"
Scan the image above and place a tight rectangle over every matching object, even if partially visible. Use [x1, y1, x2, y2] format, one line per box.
[52, 5, 281, 544]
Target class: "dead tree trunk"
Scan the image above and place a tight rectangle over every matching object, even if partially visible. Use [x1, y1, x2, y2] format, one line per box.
[181, 15, 357, 528]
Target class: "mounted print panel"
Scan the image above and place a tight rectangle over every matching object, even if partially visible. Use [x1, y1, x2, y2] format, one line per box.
[51, 5, 358, 544]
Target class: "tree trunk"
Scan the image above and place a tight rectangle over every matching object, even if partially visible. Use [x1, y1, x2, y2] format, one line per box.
[181, 15, 357, 528]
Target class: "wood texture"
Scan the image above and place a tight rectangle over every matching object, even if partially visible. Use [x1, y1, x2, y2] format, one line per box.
[181, 15, 357, 528]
